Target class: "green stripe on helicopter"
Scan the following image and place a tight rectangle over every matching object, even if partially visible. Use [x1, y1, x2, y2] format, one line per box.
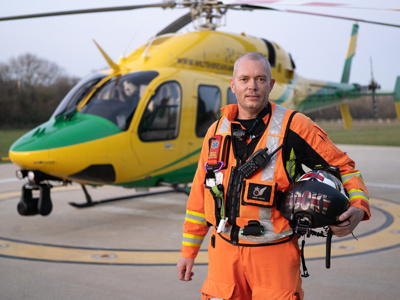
[10, 113, 121, 152]
[296, 82, 359, 113]
[274, 83, 294, 105]
[120, 148, 202, 188]
[120, 162, 198, 188]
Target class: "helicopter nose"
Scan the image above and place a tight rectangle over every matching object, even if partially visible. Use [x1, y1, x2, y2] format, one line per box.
[9, 113, 122, 169]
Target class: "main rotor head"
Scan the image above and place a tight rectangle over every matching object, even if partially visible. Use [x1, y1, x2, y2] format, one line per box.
[173, 1, 252, 31]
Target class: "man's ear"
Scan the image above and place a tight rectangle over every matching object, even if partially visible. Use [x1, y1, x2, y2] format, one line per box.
[230, 78, 235, 93]
[269, 78, 276, 90]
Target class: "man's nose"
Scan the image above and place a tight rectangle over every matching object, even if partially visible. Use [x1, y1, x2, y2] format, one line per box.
[248, 79, 257, 90]
[250, 79, 258, 91]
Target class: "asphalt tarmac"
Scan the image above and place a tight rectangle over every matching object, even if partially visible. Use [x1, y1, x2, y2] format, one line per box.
[1, 144, 399, 300]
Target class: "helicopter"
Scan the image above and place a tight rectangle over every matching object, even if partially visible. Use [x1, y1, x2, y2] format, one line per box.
[2, 1, 400, 217]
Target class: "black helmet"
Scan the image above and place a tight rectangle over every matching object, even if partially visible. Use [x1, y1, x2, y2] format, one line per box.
[279, 170, 349, 229]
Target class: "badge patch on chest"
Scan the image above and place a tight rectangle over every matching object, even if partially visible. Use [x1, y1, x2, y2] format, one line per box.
[248, 183, 272, 201]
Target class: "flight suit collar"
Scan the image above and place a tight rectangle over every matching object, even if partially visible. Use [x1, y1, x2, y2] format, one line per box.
[221, 103, 271, 125]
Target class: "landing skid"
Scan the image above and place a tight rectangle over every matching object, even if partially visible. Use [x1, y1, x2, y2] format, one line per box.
[68, 183, 190, 208]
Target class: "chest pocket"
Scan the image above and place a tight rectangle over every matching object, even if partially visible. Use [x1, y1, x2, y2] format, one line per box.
[241, 180, 277, 207]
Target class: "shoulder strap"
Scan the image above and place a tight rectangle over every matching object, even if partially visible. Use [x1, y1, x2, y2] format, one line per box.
[213, 117, 222, 135]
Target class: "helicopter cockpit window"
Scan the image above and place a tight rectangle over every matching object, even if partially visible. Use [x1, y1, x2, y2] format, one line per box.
[139, 81, 181, 141]
[196, 85, 221, 137]
[80, 71, 158, 130]
[227, 88, 237, 105]
[52, 73, 105, 118]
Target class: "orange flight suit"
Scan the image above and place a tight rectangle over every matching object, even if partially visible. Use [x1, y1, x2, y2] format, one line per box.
[181, 103, 370, 299]
[201, 228, 303, 300]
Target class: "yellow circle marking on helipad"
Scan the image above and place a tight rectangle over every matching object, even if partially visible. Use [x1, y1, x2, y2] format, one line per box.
[0, 198, 399, 265]
[304, 198, 400, 259]
[0, 240, 208, 265]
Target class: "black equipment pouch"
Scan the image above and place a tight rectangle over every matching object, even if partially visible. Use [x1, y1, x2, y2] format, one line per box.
[225, 167, 243, 226]
[240, 220, 265, 236]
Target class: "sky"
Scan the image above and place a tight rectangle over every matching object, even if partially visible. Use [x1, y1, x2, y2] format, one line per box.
[0, 0, 399, 90]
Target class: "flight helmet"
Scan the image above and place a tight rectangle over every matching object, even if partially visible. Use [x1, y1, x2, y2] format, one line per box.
[279, 169, 349, 229]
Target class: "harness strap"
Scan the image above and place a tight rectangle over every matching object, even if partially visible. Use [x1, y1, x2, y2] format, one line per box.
[208, 135, 223, 166]
[206, 135, 224, 179]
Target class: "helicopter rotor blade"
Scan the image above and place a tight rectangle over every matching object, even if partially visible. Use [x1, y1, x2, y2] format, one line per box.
[233, 2, 400, 28]
[0, 2, 177, 22]
[281, 9, 400, 28]
[0, 1, 398, 29]
[156, 12, 193, 36]
[234, 1, 400, 12]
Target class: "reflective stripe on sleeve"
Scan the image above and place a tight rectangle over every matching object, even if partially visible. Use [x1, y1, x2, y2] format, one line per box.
[185, 210, 207, 226]
[347, 188, 369, 202]
[182, 233, 205, 247]
[341, 171, 364, 184]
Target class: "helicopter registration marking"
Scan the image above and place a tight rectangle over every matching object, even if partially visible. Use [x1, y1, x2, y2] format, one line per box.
[176, 57, 233, 72]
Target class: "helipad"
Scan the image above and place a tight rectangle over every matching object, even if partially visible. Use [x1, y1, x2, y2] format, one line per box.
[0, 198, 398, 266]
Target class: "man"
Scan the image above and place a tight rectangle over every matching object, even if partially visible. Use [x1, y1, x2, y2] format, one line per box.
[177, 52, 370, 299]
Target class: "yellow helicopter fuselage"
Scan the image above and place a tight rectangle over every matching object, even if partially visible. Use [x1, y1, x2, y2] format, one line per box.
[10, 30, 304, 188]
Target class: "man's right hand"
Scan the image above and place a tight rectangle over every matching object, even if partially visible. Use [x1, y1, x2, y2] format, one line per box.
[177, 256, 195, 281]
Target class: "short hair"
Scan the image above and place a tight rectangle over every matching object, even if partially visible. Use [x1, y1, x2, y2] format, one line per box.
[233, 52, 272, 80]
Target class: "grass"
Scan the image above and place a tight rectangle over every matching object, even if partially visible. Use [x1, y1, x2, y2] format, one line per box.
[0, 129, 29, 160]
[1, 120, 399, 162]
[317, 119, 400, 146]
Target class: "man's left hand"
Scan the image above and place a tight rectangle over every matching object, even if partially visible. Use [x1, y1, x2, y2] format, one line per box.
[329, 206, 365, 237]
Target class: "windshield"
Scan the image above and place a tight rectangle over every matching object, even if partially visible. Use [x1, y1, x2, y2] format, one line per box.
[80, 71, 159, 130]
[52, 73, 105, 118]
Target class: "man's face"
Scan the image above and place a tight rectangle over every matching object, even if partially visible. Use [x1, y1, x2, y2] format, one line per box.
[230, 58, 275, 119]
[123, 81, 137, 97]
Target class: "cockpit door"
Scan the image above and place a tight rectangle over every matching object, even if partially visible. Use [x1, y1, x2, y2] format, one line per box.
[131, 80, 184, 182]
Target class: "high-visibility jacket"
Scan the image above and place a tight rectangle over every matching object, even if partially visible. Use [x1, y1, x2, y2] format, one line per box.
[181, 103, 370, 259]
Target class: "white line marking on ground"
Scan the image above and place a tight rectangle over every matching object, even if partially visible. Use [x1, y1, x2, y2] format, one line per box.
[365, 182, 400, 189]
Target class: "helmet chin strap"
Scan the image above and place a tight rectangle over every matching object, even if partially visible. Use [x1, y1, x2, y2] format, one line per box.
[295, 216, 313, 278]
[326, 220, 358, 270]
[297, 218, 358, 277]
[295, 217, 335, 278]
[298, 225, 331, 278]
[300, 236, 310, 278]
[326, 228, 333, 269]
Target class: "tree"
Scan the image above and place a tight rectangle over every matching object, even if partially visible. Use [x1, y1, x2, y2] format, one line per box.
[7, 53, 65, 87]
[0, 53, 80, 127]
